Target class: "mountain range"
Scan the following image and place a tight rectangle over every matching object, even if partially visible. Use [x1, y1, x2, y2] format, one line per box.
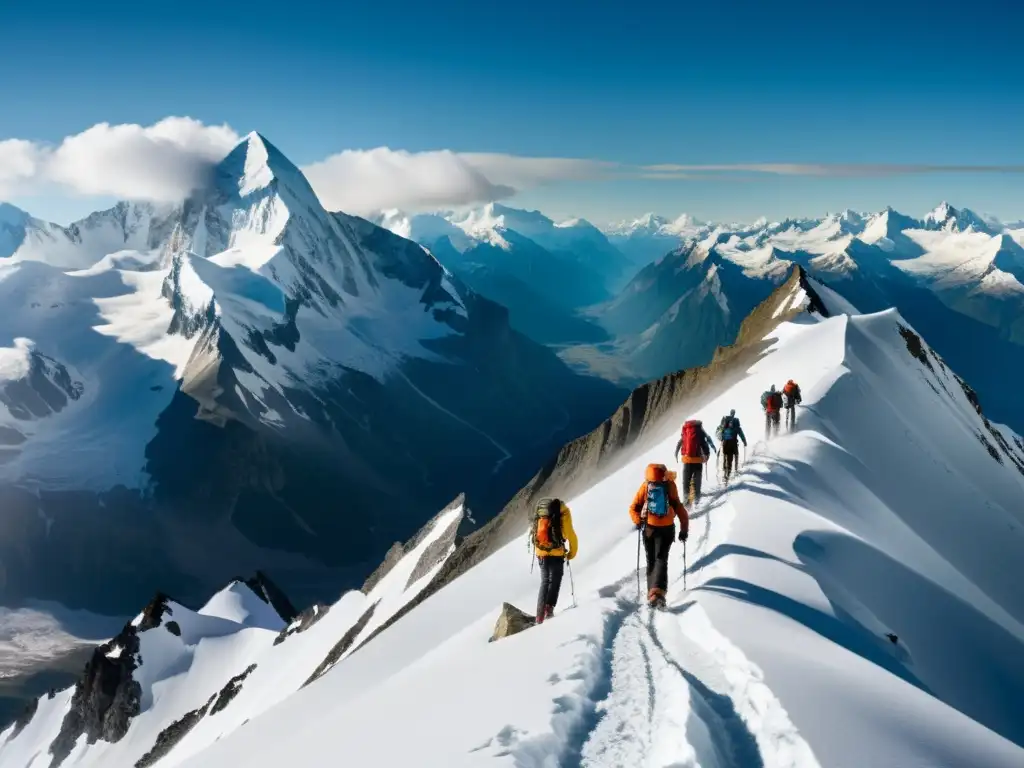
[0, 133, 625, 621]
[385, 201, 1024, 433]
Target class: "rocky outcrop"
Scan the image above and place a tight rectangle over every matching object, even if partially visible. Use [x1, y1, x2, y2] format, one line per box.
[274, 603, 330, 646]
[135, 693, 216, 768]
[208, 664, 257, 716]
[360, 495, 470, 594]
[242, 571, 299, 624]
[489, 603, 535, 642]
[48, 594, 173, 766]
[0, 346, 83, 422]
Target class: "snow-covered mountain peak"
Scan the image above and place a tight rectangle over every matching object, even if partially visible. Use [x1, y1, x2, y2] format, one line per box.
[923, 201, 997, 235]
[219, 132, 304, 199]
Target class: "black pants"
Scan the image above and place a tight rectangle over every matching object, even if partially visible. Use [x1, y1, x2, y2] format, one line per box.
[784, 404, 797, 429]
[722, 439, 739, 478]
[644, 525, 675, 595]
[765, 411, 780, 437]
[682, 463, 703, 503]
[537, 556, 564, 617]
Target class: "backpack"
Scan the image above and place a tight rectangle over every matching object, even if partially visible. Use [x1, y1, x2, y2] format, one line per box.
[681, 420, 702, 458]
[771, 392, 783, 410]
[531, 498, 564, 552]
[645, 482, 669, 518]
[720, 416, 737, 442]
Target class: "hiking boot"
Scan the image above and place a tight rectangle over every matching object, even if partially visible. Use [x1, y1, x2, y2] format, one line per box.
[544, 605, 554, 619]
[535, 613, 545, 625]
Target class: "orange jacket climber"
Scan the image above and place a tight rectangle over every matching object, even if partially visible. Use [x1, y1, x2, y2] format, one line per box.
[629, 463, 688, 536]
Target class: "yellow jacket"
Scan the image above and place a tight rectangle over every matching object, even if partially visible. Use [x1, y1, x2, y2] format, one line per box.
[535, 502, 579, 560]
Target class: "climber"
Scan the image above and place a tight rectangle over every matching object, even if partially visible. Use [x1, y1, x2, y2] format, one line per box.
[782, 379, 802, 430]
[716, 409, 747, 483]
[674, 419, 716, 504]
[529, 497, 578, 624]
[629, 463, 688, 609]
[761, 384, 783, 438]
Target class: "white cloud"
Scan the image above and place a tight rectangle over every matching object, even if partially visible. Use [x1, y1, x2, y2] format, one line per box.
[0, 139, 44, 197]
[5, 116, 1024, 219]
[0, 117, 240, 202]
[302, 147, 616, 214]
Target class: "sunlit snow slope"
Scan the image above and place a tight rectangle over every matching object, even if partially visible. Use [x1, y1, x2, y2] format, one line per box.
[5, 285, 1023, 768]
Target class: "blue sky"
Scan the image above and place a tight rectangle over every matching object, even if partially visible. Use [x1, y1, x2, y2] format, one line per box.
[2, 0, 1023, 225]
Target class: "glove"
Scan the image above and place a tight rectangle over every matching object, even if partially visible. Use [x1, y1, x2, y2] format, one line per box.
[678, 530, 688, 543]
[634, 522, 643, 531]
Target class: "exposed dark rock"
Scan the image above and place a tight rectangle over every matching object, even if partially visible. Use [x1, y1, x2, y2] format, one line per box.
[208, 664, 257, 716]
[49, 630, 142, 766]
[135, 693, 216, 768]
[360, 542, 406, 595]
[137, 593, 173, 631]
[274, 603, 330, 646]
[48, 594, 172, 766]
[489, 603, 535, 642]
[359, 495, 470, 594]
[304, 600, 379, 686]
[165, 621, 181, 637]
[242, 571, 299, 623]
[978, 433, 1003, 464]
[898, 325, 934, 372]
[0, 349, 84, 421]
[886, 633, 899, 645]
[406, 499, 468, 589]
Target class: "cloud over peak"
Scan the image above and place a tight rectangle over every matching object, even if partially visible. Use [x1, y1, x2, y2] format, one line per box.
[0, 117, 240, 202]
[3, 117, 1024, 219]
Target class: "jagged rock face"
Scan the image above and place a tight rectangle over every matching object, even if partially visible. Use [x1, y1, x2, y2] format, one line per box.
[489, 603, 535, 642]
[47, 593, 169, 767]
[0, 347, 83, 422]
[243, 571, 299, 624]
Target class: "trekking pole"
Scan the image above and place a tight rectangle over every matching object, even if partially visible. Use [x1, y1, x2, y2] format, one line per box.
[566, 558, 577, 608]
[636, 522, 643, 603]
[683, 540, 688, 591]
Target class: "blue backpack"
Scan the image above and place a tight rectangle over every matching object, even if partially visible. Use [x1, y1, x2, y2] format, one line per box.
[719, 416, 738, 442]
[646, 482, 669, 518]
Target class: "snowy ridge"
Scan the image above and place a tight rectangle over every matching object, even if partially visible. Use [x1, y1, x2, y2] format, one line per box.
[152, 298, 1021, 768]
[4, 286, 1023, 766]
[0, 502, 468, 768]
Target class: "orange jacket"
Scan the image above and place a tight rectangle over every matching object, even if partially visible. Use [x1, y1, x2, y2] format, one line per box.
[629, 464, 688, 534]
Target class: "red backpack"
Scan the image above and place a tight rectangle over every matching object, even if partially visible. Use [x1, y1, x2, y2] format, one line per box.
[681, 420, 702, 458]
